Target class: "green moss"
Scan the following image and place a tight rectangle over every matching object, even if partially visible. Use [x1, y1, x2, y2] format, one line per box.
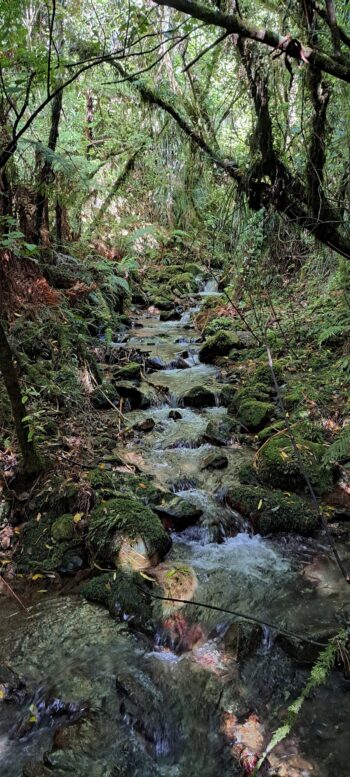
[203, 317, 236, 338]
[199, 331, 240, 363]
[168, 272, 197, 292]
[238, 463, 260, 486]
[253, 361, 285, 386]
[85, 469, 163, 506]
[182, 385, 216, 407]
[256, 433, 333, 495]
[112, 362, 141, 380]
[88, 496, 171, 563]
[257, 420, 286, 442]
[228, 485, 318, 535]
[81, 570, 153, 625]
[51, 514, 75, 541]
[15, 514, 83, 573]
[228, 383, 270, 412]
[237, 399, 274, 431]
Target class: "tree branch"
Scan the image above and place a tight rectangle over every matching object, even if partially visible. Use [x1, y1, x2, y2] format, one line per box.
[152, 0, 350, 82]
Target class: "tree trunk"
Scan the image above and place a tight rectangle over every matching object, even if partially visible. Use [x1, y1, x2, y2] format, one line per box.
[0, 318, 43, 478]
[34, 89, 63, 245]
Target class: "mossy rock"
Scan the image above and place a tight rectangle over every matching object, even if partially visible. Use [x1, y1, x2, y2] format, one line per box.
[203, 317, 236, 338]
[182, 385, 216, 408]
[237, 399, 275, 431]
[168, 272, 197, 293]
[257, 420, 286, 442]
[88, 496, 171, 565]
[14, 514, 84, 573]
[113, 381, 151, 409]
[81, 570, 153, 627]
[112, 362, 141, 380]
[159, 309, 182, 322]
[154, 495, 202, 531]
[51, 514, 75, 541]
[256, 433, 333, 495]
[253, 361, 285, 387]
[153, 296, 173, 311]
[217, 384, 237, 407]
[227, 485, 318, 535]
[228, 383, 271, 412]
[199, 331, 240, 363]
[91, 382, 119, 409]
[86, 469, 164, 507]
[238, 463, 260, 486]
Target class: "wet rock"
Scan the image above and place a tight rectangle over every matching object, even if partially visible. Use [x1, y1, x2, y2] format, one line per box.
[223, 622, 263, 660]
[237, 400, 275, 431]
[154, 495, 202, 531]
[255, 433, 334, 495]
[202, 452, 228, 470]
[169, 409, 182, 420]
[202, 418, 234, 446]
[153, 297, 173, 311]
[81, 570, 153, 628]
[0, 664, 26, 703]
[134, 418, 155, 433]
[227, 485, 319, 535]
[277, 629, 336, 665]
[88, 496, 171, 566]
[114, 381, 151, 410]
[112, 361, 141, 380]
[182, 386, 216, 408]
[199, 331, 240, 363]
[51, 514, 75, 542]
[203, 317, 237, 338]
[238, 463, 260, 486]
[159, 309, 182, 321]
[90, 382, 119, 409]
[146, 356, 166, 370]
[171, 356, 190, 369]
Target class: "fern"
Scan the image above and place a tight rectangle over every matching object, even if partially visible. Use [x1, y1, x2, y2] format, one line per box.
[323, 423, 350, 463]
[253, 632, 346, 775]
[317, 323, 350, 345]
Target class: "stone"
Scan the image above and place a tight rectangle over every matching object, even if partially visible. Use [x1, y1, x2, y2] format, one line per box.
[112, 361, 141, 380]
[154, 495, 202, 531]
[134, 418, 155, 433]
[182, 386, 216, 408]
[223, 621, 263, 660]
[277, 629, 337, 665]
[201, 451, 228, 470]
[51, 514, 75, 541]
[199, 331, 240, 363]
[169, 410, 182, 420]
[88, 496, 171, 566]
[81, 570, 153, 627]
[227, 484, 319, 535]
[202, 418, 234, 446]
[146, 356, 166, 370]
[90, 382, 119, 409]
[114, 381, 151, 410]
[159, 309, 182, 321]
[237, 399, 275, 431]
[255, 433, 333, 495]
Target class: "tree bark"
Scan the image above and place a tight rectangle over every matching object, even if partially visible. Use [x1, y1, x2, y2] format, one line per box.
[0, 318, 43, 478]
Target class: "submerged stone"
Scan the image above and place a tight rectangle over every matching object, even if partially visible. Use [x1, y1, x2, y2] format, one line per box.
[81, 569, 153, 627]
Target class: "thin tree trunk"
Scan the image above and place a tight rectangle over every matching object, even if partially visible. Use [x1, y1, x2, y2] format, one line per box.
[34, 89, 63, 244]
[0, 318, 43, 478]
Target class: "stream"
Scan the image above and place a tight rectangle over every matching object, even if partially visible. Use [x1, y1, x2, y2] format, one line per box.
[1, 280, 350, 776]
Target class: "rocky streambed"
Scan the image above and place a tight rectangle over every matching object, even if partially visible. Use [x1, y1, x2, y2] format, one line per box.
[1, 278, 350, 777]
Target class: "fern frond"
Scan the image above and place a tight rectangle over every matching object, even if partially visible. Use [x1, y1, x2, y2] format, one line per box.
[323, 423, 350, 463]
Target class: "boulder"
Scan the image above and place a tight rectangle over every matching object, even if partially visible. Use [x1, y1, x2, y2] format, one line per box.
[154, 495, 202, 531]
[199, 331, 240, 363]
[169, 410, 182, 420]
[114, 381, 151, 410]
[201, 451, 228, 470]
[237, 399, 275, 431]
[133, 418, 155, 433]
[227, 485, 319, 535]
[159, 309, 182, 322]
[81, 570, 153, 628]
[90, 382, 119, 409]
[88, 496, 171, 566]
[202, 418, 234, 446]
[203, 317, 236, 338]
[182, 386, 216, 408]
[112, 361, 141, 380]
[256, 433, 333, 495]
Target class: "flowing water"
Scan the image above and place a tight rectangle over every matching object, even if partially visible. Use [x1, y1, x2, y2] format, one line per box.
[1, 280, 350, 776]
